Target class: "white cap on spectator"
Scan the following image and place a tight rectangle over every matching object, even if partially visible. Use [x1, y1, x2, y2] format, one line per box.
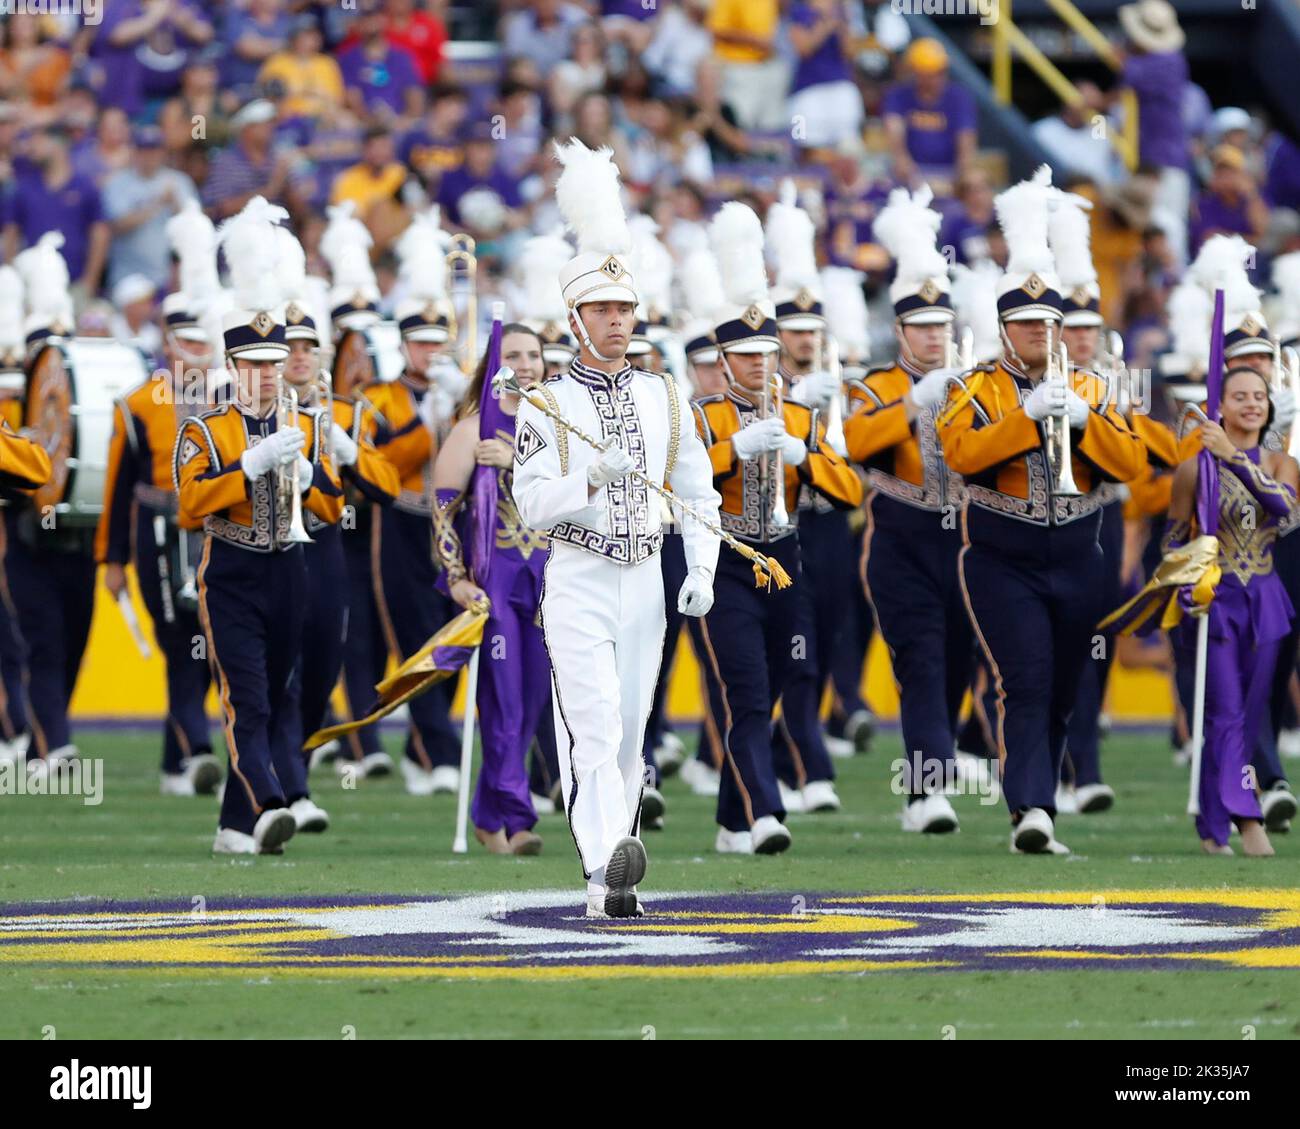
[113, 274, 157, 310]
[232, 100, 276, 130]
[1118, 0, 1185, 54]
[1210, 107, 1253, 140]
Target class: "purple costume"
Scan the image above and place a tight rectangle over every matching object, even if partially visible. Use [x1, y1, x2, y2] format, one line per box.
[1192, 448, 1295, 845]
[435, 416, 551, 837]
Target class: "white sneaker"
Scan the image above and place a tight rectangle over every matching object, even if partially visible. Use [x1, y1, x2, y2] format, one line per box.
[0, 737, 23, 764]
[715, 827, 753, 854]
[1173, 742, 1192, 768]
[252, 808, 296, 854]
[679, 758, 721, 796]
[1261, 785, 1297, 833]
[400, 758, 437, 796]
[1011, 807, 1069, 855]
[845, 709, 875, 754]
[308, 739, 342, 771]
[901, 793, 959, 833]
[823, 734, 855, 760]
[1054, 784, 1079, 815]
[586, 892, 645, 919]
[751, 814, 792, 855]
[1074, 782, 1115, 814]
[602, 837, 648, 917]
[185, 753, 222, 795]
[954, 751, 990, 790]
[160, 772, 195, 797]
[48, 744, 78, 764]
[655, 732, 686, 776]
[430, 765, 460, 795]
[290, 797, 330, 833]
[640, 786, 666, 824]
[530, 791, 556, 815]
[778, 780, 805, 813]
[1279, 728, 1300, 759]
[212, 827, 256, 854]
[801, 779, 841, 813]
[361, 751, 393, 778]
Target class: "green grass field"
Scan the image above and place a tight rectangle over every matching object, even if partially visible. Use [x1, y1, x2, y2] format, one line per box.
[1, 727, 1297, 1040]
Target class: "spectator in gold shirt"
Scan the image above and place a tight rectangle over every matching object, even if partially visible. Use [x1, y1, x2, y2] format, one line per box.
[258, 16, 345, 120]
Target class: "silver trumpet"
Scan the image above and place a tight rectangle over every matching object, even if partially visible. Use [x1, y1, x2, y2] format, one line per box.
[1106, 329, 1128, 415]
[944, 326, 975, 372]
[316, 373, 335, 461]
[823, 332, 846, 452]
[765, 361, 789, 529]
[1045, 336, 1082, 497]
[277, 376, 314, 545]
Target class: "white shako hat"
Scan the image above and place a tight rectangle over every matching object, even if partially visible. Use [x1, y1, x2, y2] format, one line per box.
[0, 266, 24, 372]
[766, 179, 824, 331]
[820, 265, 870, 375]
[875, 184, 953, 326]
[627, 214, 674, 358]
[1159, 280, 1212, 379]
[16, 232, 74, 351]
[709, 201, 779, 355]
[995, 165, 1064, 323]
[163, 198, 220, 343]
[680, 235, 727, 366]
[1271, 251, 1300, 347]
[1190, 234, 1271, 360]
[516, 231, 578, 366]
[321, 202, 381, 332]
[1049, 189, 1103, 328]
[395, 208, 454, 343]
[216, 196, 290, 363]
[554, 138, 638, 325]
[951, 260, 1003, 364]
[274, 222, 321, 346]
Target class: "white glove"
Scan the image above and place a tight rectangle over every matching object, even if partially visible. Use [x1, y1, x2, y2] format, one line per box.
[778, 432, 808, 466]
[910, 367, 959, 410]
[295, 454, 314, 493]
[1273, 385, 1296, 433]
[330, 422, 359, 467]
[416, 388, 439, 432]
[586, 439, 634, 488]
[240, 427, 304, 480]
[1065, 388, 1090, 429]
[788, 370, 837, 409]
[1024, 382, 1068, 421]
[677, 566, 714, 618]
[731, 417, 786, 460]
[429, 356, 469, 398]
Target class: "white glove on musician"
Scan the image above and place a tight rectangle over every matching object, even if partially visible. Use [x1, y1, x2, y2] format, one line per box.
[910, 367, 959, 410]
[1272, 385, 1296, 434]
[1024, 382, 1068, 421]
[586, 439, 634, 489]
[788, 370, 837, 409]
[240, 427, 304, 480]
[1064, 388, 1090, 429]
[731, 417, 786, 460]
[295, 454, 314, 493]
[777, 432, 808, 466]
[330, 422, 359, 467]
[677, 566, 714, 617]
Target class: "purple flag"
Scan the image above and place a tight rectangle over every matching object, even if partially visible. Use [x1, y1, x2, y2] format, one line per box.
[469, 311, 505, 585]
[1195, 289, 1226, 538]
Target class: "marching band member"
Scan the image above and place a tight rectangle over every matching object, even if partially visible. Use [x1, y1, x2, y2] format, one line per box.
[511, 139, 721, 917]
[766, 184, 845, 813]
[433, 322, 549, 856]
[96, 202, 222, 796]
[10, 234, 96, 772]
[1167, 367, 1298, 856]
[695, 202, 862, 855]
[364, 211, 465, 796]
[843, 185, 967, 833]
[174, 199, 344, 855]
[937, 167, 1144, 855]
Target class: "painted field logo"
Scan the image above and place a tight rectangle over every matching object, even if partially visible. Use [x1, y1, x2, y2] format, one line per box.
[1, 890, 1297, 979]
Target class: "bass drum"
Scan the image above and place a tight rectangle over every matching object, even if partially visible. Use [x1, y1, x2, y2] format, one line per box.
[333, 321, 404, 398]
[25, 338, 150, 523]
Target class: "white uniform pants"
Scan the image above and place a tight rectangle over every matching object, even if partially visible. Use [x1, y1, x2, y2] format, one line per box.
[540, 543, 665, 880]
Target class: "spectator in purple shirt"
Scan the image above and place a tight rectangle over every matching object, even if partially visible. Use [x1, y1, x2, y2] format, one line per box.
[201, 100, 299, 219]
[1116, 0, 1191, 264]
[436, 122, 526, 237]
[823, 153, 892, 271]
[3, 130, 109, 299]
[1190, 145, 1269, 254]
[882, 38, 976, 194]
[402, 83, 468, 190]
[786, 0, 862, 153]
[338, 0, 425, 123]
[223, 0, 293, 99]
[87, 0, 214, 120]
[1266, 134, 1300, 213]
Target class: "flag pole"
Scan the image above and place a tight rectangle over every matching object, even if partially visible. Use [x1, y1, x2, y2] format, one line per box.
[452, 646, 481, 854]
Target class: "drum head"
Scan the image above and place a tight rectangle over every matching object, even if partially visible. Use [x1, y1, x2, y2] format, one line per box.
[25, 345, 73, 515]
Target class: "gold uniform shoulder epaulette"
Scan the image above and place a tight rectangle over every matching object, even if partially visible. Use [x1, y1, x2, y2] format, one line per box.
[694, 393, 726, 406]
[973, 362, 997, 374]
[196, 402, 235, 423]
[865, 362, 895, 376]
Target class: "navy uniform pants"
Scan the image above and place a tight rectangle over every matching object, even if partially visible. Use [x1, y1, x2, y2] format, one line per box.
[375, 506, 459, 768]
[200, 538, 306, 834]
[2, 511, 95, 756]
[340, 515, 386, 760]
[829, 521, 874, 729]
[0, 517, 28, 740]
[134, 505, 212, 774]
[960, 509, 1104, 818]
[700, 535, 803, 832]
[1064, 497, 1124, 788]
[864, 496, 972, 799]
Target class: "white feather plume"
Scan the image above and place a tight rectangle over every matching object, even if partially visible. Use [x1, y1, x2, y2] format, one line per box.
[305, 275, 331, 337]
[320, 201, 379, 299]
[874, 185, 948, 302]
[15, 232, 72, 324]
[553, 138, 630, 255]
[216, 196, 289, 311]
[395, 211, 450, 302]
[1047, 191, 1097, 293]
[1270, 251, 1300, 340]
[819, 266, 870, 359]
[0, 266, 23, 350]
[951, 261, 1002, 363]
[1188, 234, 1260, 325]
[629, 215, 674, 318]
[515, 233, 572, 322]
[995, 164, 1057, 277]
[765, 179, 821, 295]
[681, 246, 727, 326]
[166, 199, 222, 305]
[274, 224, 308, 303]
[1166, 280, 1212, 372]
[709, 202, 769, 308]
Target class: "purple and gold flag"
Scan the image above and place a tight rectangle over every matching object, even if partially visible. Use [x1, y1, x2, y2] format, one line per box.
[469, 312, 505, 586]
